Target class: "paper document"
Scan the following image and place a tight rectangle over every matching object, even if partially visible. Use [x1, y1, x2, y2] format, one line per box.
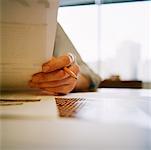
[0, 90, 57, 119]
[0, 0, 58, 90]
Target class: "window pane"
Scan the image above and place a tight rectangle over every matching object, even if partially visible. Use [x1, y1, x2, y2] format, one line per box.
[100, 2, 151, 81]
[58, 5, 100, 73]
[58, 1, 151, 82]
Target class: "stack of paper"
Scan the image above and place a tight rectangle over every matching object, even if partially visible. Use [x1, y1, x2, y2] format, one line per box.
[0, 0, 58, 90]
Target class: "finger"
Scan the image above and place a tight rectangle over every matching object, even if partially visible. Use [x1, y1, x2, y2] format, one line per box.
[63, 63, 80, 80]
[42, 53, 75, 72]
[31, 63, 79, 83]
[67, 64, 80, 76]
[31, 70, 69, 83]
[29, 77, 76, 88]
[41, 90, 59, 96]
[43, 83, 77, 95]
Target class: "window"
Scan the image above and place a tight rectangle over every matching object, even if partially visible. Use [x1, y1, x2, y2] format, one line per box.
[58, 1, 151, 82]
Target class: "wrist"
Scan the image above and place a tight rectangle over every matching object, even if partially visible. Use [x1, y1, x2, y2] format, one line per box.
[73, 73, 91, 92]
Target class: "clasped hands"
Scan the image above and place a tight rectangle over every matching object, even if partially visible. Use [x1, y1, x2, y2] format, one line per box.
[29, 53, 80, 95]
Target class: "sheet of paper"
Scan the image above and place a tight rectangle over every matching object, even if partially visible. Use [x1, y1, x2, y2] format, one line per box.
[0, 90, 57, 119]
[0, 0, 58, 90]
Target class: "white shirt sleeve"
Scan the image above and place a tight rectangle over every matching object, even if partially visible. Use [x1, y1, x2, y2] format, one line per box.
[53, 23, 101, 91]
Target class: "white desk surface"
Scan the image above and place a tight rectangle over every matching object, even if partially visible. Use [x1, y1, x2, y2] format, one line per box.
[0, 88, 151, 150]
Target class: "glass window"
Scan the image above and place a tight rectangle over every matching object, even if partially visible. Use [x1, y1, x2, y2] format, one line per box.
[58, 1, 151, 82]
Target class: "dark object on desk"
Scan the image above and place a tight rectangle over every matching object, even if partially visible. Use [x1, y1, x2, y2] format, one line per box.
[99, 80, 142, 89]
[0, 102, 23, 106]
[0, 99, 41, 106]
[0, 99, 41, 102]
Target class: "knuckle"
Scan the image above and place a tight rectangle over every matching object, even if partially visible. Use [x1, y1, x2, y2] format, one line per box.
[57, 70, 66, 78]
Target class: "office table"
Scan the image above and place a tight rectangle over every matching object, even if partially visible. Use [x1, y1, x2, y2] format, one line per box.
[0, 88, 151, 150]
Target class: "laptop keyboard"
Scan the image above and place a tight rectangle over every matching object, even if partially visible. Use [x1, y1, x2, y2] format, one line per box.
[55, 98, 87, 118]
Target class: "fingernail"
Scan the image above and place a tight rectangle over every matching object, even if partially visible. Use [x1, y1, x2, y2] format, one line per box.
[68, 53, 75, 63]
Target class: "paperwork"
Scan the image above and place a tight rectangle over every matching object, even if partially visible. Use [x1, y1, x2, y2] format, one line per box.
[0, 0, 58, 90]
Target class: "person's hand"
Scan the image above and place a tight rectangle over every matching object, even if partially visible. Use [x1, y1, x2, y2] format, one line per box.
[29, 54, 80, 95]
